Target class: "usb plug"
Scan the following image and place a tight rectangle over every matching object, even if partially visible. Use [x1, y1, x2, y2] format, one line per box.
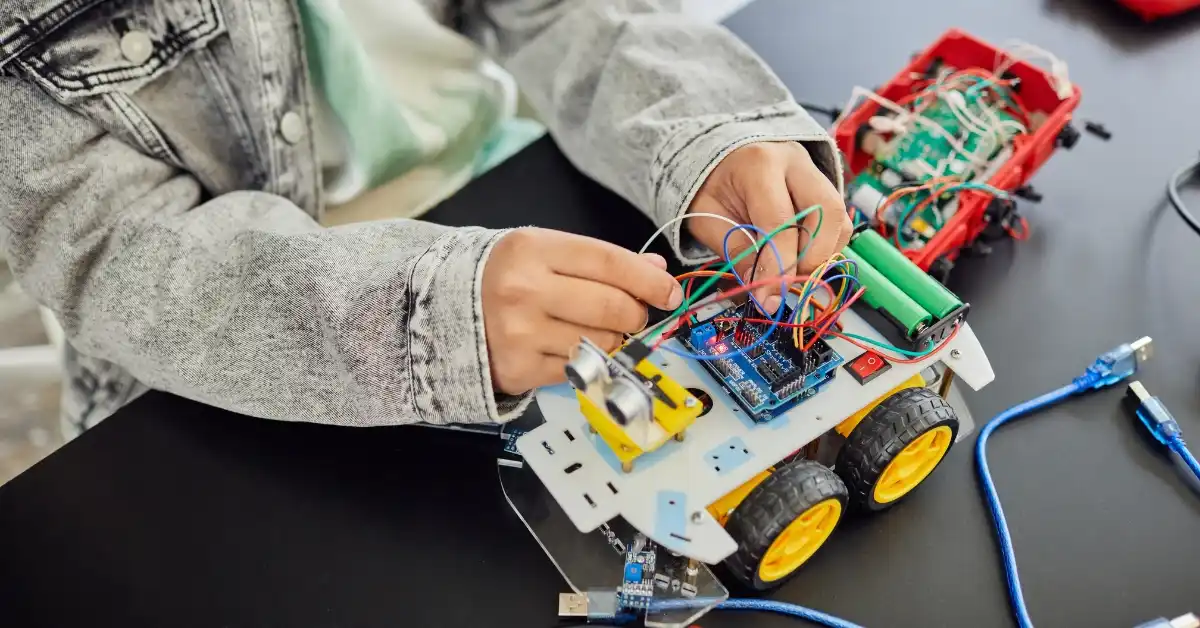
[1077, 337, 1153, 389]
[558, 591, 634, 624]
[1126, 381, 1182, 446]
[1133, 612, 1200, 628]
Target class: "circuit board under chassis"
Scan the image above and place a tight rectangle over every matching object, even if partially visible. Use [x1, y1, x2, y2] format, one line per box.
[680, 304, 844, 422]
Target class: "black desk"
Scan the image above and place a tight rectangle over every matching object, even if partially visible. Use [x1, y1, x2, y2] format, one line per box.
[3, 1, 1200, 626]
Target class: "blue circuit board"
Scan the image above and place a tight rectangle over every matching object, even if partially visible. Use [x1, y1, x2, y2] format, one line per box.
[680, 304, 843, 422]
[619, 545, 657, 610]
[502, 427, 525, 455]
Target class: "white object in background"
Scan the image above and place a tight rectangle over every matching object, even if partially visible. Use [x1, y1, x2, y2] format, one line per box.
[849, 184, 887, 220]
[995, 40, 1073, 100]
[680, 0, 756, 23]
[0, 277, 61, 379]
[0, 345, 59, 376]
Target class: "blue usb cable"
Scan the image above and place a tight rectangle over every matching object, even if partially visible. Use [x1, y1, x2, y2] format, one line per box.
[977, 337, 1197, 628]
[1126, 381, 1200, 484]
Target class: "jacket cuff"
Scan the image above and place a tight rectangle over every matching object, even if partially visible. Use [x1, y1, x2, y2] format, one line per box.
[652, 102, 845, 264]
[408, 227, 533, 424]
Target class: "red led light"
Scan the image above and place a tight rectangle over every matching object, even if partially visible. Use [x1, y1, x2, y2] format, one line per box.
[713, 343, 728, 354]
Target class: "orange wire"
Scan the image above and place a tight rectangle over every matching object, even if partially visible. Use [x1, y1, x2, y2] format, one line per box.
[893, 182, 955, 248]
[829, 324, 962, 364]
[1005, 215, 1031, 241]
[875, 177, 961, 239]
[726, 318, 961, 364]
[674, 270, 735, 282]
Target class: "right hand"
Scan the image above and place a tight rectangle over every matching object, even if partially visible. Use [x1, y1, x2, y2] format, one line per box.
[482, 228, 683, 395]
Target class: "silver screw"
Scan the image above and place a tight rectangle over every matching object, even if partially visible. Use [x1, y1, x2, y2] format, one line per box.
[950, 349, 962, 359]
[685, 397, 697, 408]
[691, 511, 704, 524]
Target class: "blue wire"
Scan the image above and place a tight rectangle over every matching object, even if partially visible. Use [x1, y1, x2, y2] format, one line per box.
[792, 272, 860, 328]
[1168, 440, 1200, 482]
[717, 598, 865, 628]
[722, 223, 785, 316]
[656, 224, 788, 362]
[974, 381, 1086, 628]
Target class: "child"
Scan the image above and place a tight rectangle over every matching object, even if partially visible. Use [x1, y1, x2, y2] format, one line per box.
[0, 0, 849, 434]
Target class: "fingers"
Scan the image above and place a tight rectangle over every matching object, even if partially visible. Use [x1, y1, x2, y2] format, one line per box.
[549, 234, 682, 310]
[684, 195, 761, 275]
[536, 318, 623, 357]
[521, 354, 571, 390]
[639, 252, 668, 270]
[786, 151, 852, 274]
[542, 275, 650, 334]
[741, 166, 800, 308]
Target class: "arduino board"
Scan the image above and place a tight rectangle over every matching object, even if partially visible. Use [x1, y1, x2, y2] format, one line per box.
[679, 304, 844, 422]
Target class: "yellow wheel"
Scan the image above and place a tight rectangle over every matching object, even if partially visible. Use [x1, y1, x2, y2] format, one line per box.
[758, 498, 842, 582]
[873, 425, 953, 503]
[722, 460, 847, 591]
[836, 387, 959, 512]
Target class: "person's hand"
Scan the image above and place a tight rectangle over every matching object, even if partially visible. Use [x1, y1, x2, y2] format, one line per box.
[482, 228, 683, 395]
[687, 142, 852, 312]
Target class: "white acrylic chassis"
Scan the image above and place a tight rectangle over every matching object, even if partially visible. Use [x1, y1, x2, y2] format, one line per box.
[519, 310, 993, 565]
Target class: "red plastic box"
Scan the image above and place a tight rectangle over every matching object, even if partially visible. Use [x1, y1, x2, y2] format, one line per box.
[833, 29, 1082, 271]
[1116, 0, 1200, 20]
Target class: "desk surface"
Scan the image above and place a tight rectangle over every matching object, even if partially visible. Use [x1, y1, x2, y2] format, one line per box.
[3, 1, 1200, 627]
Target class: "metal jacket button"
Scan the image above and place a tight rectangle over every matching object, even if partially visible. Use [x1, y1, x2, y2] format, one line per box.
[119, 31, 154, 64]
[279, 111, 305, 144]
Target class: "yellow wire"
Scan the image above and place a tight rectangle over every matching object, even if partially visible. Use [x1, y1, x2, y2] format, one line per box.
[792, 254, 846, 347]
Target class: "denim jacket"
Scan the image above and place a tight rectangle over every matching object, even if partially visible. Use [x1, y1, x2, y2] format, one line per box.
[0, 0, 838, 431]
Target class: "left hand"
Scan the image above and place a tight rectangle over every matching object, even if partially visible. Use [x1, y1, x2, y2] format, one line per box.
[687, 142, 852, 312]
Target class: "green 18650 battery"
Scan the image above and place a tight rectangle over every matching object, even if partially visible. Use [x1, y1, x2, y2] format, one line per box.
[841, 247, 933, 337]
[849, 230, 963, 319]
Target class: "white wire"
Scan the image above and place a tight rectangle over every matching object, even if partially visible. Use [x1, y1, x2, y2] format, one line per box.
[994, 40, 1073, 99]
[980, 102, 1027, 136]
[846, 86, 989, 168]
[637, 212, 756, 255]
[943, 92, 996, 139]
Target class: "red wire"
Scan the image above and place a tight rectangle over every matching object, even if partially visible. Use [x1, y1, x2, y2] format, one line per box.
[1005, 215, 1031, 241]
[650, 274, 816, 350]
[683, 261, 721, 303]
[803, 288, 865, 350]
[723, 317, 963, 364]
[832, 325, 962, 364]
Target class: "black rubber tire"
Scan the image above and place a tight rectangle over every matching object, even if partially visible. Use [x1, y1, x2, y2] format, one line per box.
[722, 459, 848, 592]
[835, 387, 959, 512]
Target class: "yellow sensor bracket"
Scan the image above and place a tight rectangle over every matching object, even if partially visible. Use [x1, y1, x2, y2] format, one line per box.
[565, 339, 703, 471]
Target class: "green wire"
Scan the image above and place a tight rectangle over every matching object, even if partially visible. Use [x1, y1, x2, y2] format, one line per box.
[838, 332, 933, 357]
[689, 204, 823, 311]
[643, 205, 822, 344]
[653, 204, 936, 361]
[895, 182, 1009, 246]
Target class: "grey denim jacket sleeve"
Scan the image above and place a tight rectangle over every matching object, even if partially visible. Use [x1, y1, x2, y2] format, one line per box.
[0, 0, 837, 427]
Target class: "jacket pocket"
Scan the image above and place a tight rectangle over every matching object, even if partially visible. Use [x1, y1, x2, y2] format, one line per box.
[2, 0, 226, 103]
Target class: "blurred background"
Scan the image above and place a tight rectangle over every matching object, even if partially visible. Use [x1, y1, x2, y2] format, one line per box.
[0, 258, 62, 485]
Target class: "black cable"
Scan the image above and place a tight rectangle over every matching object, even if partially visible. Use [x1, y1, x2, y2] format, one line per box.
[744, 225, 812, 287]
[797, 101, 840, 121]
[1167, 155, 1200, 237]
[738, 225, 811, 325]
